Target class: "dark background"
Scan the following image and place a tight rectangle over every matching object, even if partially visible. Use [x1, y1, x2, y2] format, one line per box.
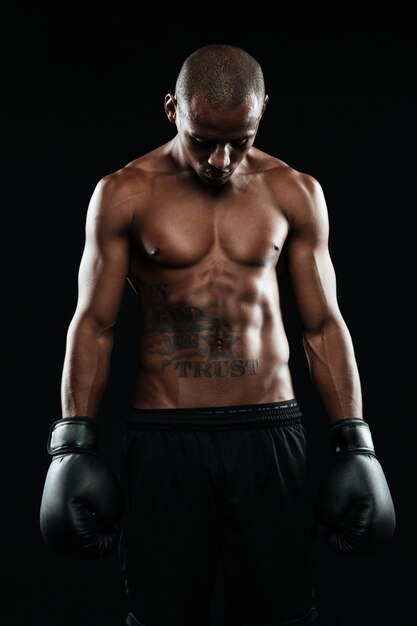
[2, 10, 416, 626]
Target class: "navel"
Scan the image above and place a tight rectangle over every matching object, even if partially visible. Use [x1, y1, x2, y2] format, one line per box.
[273, 243, 279, 251]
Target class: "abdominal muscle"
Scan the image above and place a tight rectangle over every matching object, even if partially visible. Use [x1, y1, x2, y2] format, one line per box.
[130, 278, 295, 409]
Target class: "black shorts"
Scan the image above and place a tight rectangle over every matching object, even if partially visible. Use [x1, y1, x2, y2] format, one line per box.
[118, 399, 318, 626]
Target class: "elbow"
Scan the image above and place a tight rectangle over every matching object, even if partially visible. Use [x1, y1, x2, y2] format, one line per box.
[67, 312, 116, 343]
[302, 315, 347, 348]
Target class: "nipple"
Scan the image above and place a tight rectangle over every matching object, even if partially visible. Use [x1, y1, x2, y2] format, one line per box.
[151, 247, 160, 256]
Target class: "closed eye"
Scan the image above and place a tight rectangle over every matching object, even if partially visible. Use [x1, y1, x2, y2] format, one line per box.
[191, 136, 216, 148]
[231, 138, 249, 149]
[190, 136, 250, 149]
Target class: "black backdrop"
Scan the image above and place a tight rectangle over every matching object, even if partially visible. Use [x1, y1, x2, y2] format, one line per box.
[2, 13, 416, 626]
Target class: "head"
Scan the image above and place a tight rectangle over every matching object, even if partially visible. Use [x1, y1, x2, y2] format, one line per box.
[164, 44, 269, 186]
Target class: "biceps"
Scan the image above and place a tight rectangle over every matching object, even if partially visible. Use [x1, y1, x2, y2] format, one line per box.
[75, 235, 130, 331]
[287, 242, 341, 332]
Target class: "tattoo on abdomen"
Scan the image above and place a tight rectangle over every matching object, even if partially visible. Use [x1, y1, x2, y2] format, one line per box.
[140, 284, 259, 378]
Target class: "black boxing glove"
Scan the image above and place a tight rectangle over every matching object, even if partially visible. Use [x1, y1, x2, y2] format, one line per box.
[40, 417, 124, 559]
[315, 418, 395, 556]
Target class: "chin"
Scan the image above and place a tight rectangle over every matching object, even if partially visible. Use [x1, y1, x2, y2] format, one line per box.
[199, 171, 230, 186]
[205, 177, 228, 187]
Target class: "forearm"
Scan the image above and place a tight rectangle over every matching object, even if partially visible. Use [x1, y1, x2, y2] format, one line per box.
[60, 319, 114, 418]
[303, 319, 362, 422]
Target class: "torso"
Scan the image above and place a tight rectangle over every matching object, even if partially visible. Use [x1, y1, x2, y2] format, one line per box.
[116, 143, 298, 408]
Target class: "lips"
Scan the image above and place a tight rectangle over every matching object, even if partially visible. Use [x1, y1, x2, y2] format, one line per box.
[204, 169, 230, 180]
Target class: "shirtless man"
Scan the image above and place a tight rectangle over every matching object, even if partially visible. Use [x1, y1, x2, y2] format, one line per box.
[40, 44, 395, 626]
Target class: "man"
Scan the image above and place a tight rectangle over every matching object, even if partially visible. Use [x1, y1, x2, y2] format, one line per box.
[40, 44, 395, 626]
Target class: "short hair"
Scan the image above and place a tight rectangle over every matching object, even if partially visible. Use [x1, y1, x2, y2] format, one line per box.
[175, 44, 265, 112]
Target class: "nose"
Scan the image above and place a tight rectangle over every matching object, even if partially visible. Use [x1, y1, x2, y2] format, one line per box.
[208, 144, 231, 170]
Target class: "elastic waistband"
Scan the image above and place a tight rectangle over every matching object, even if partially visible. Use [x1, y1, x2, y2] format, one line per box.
[126, 399, 302, 430]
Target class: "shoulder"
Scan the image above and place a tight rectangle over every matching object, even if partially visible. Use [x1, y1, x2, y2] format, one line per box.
[87, 145, 171, 225]
[92, 149, 162, 209]
[253, 150, 328, 230]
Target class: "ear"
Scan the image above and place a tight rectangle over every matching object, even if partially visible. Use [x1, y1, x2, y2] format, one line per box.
[261, 95, 269, 115]
[164, 93, 177, 124]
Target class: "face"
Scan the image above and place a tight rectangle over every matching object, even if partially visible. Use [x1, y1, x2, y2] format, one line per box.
[165, 92, 268, 187]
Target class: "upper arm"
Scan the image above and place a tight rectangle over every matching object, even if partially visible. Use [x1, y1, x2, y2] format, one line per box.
[283, 173, 342, 333]
[72, 175, 132, 332]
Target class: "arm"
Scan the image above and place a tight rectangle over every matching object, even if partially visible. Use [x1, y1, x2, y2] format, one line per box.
[284, 172, 395, 555]
[40, 174, 131, 558]
[61, 174, 131, 418]
[284, 173, 362, 422]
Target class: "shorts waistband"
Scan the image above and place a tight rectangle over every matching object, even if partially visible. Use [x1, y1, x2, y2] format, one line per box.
[126, 399, 302, 430]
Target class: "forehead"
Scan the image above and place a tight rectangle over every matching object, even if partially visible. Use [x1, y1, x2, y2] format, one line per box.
[181, 92, 262, 137]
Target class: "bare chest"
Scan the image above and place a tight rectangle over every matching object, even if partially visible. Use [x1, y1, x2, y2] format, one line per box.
[131, 188, 288, 269]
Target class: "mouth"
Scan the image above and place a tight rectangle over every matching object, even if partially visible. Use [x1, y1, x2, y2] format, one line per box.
[202, 169, 231, 184]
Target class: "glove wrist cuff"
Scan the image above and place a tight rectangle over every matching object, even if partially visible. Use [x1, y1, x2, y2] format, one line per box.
[329, 418, 376, 456]
[47, 417, 99, 455]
